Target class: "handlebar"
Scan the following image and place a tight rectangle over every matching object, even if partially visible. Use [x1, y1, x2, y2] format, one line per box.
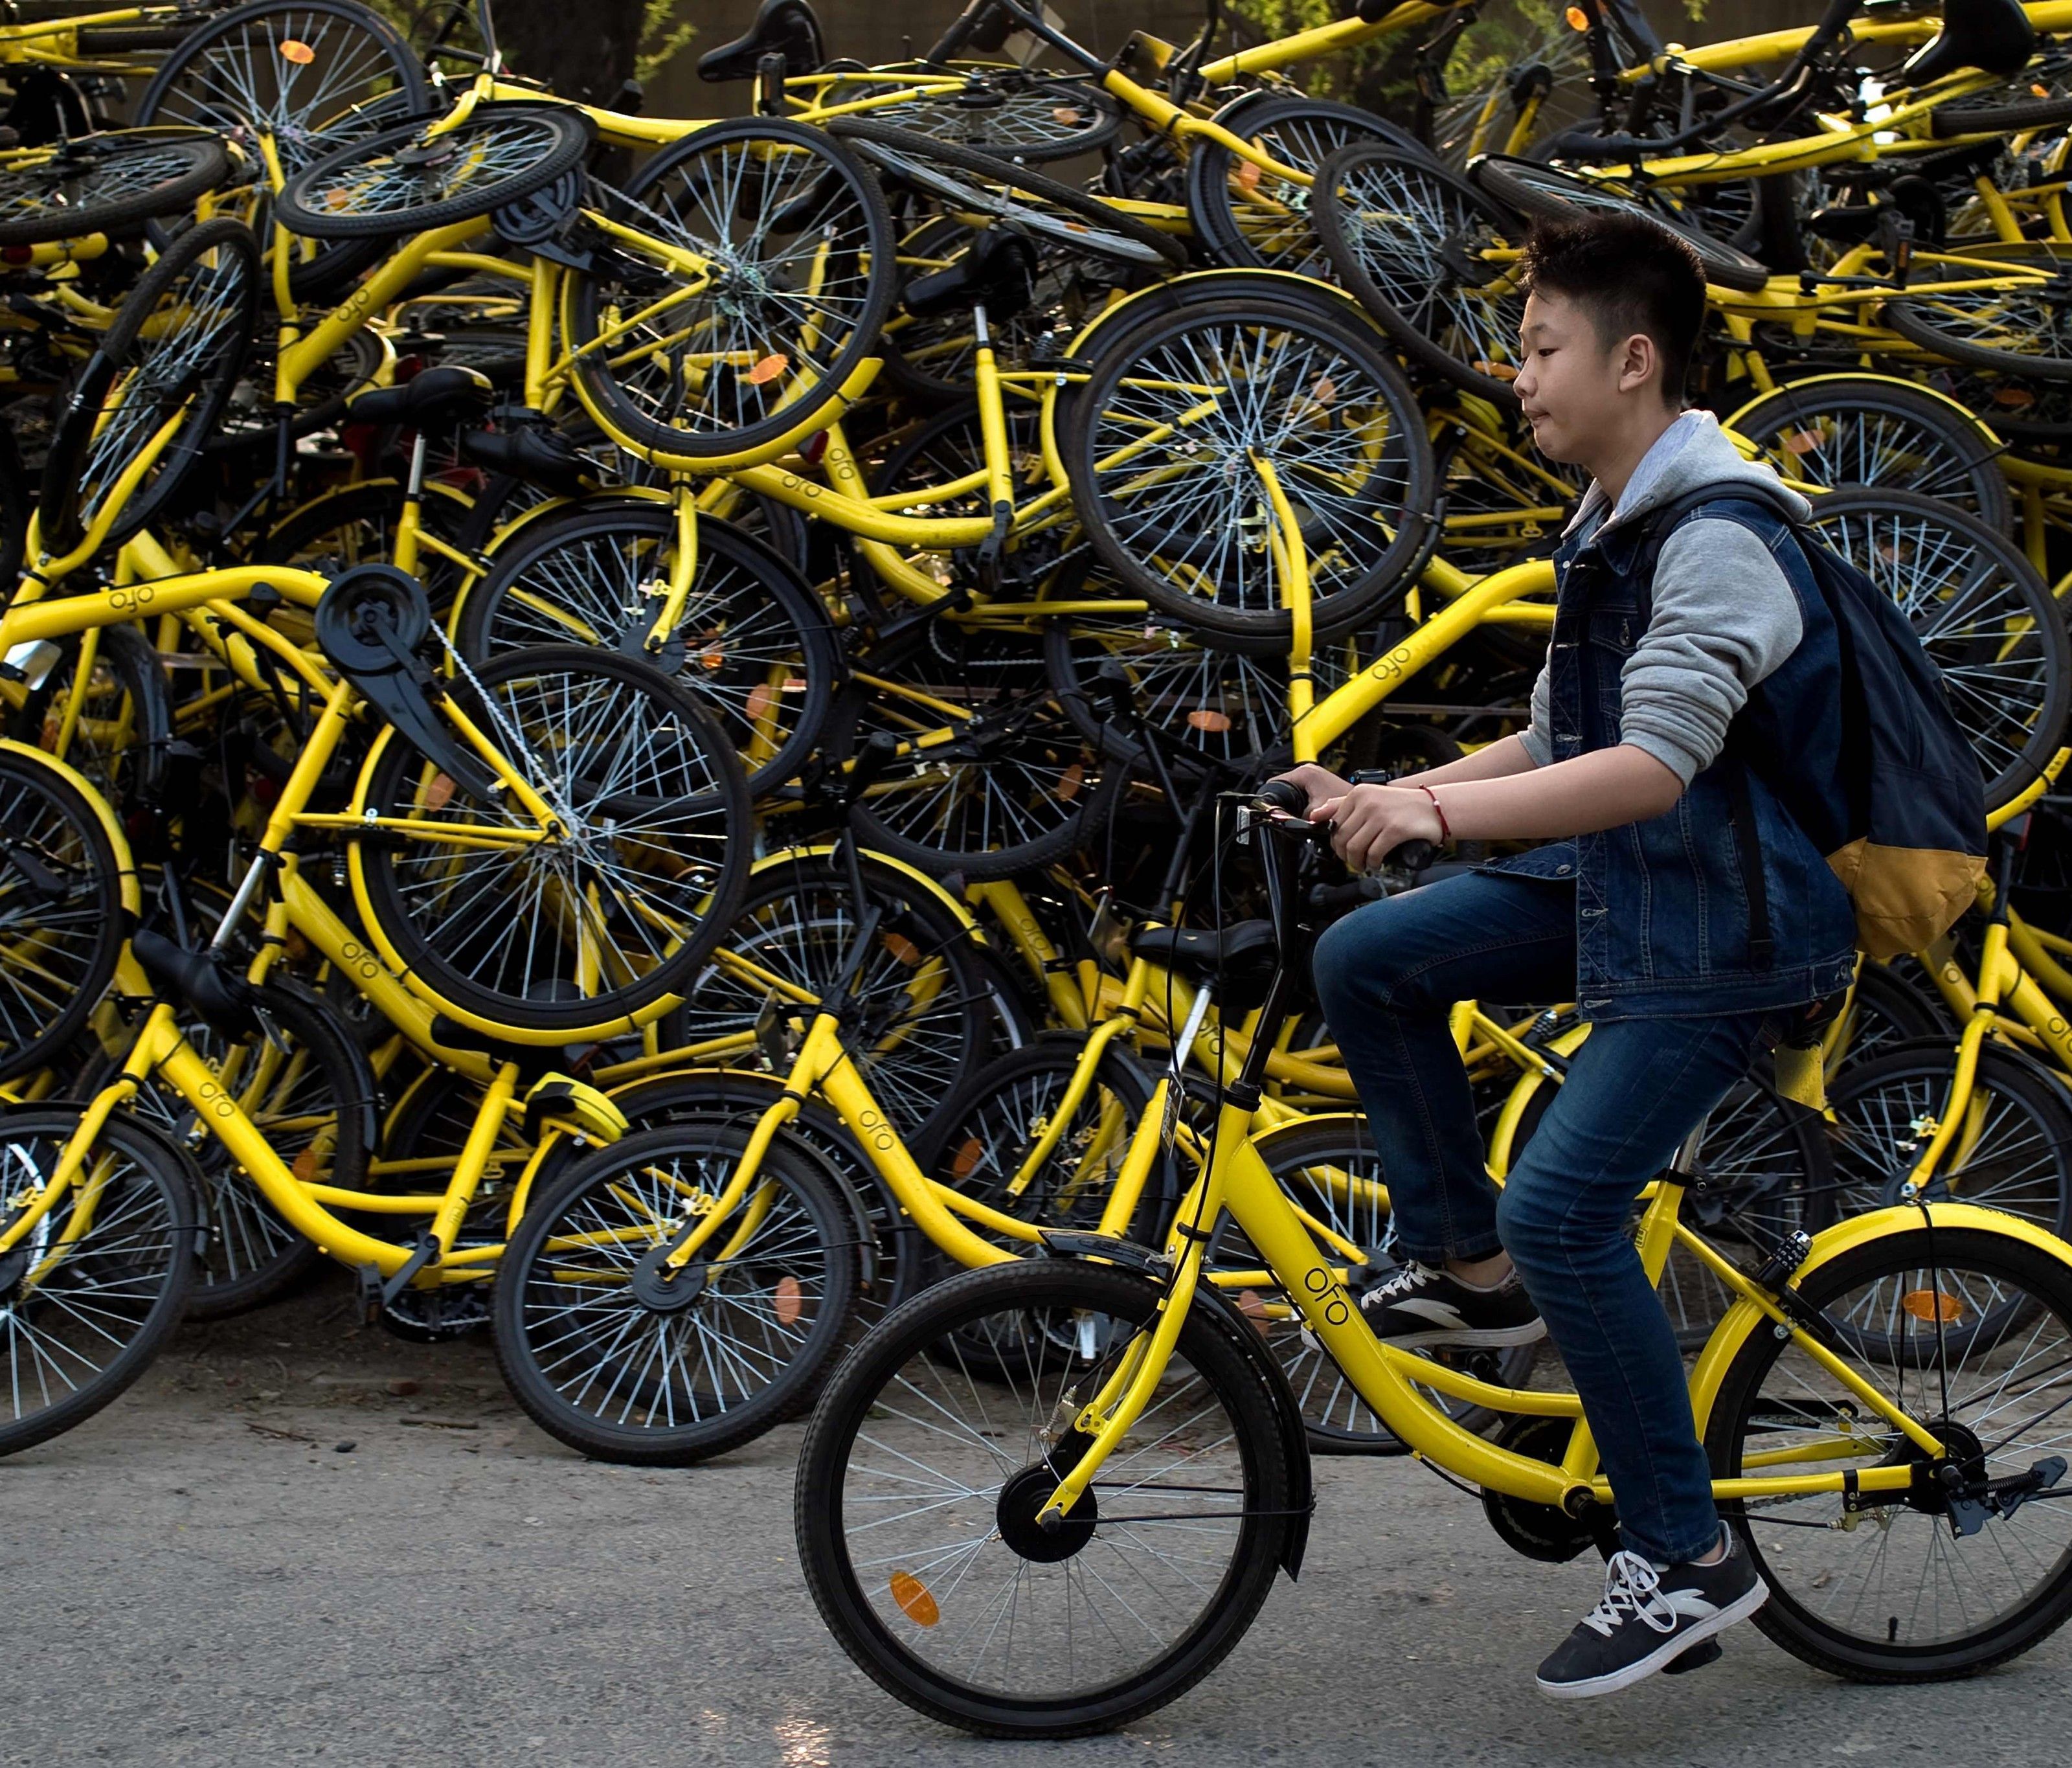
[1252, 776, 1437, 873]
[1547, 0, 1857, 161]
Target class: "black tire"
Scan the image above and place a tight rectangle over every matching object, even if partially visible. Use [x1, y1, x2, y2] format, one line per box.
[1706, 1226, 2072, 1681]
[1805, 487, 2071, 810]
[275, 102, 594, 240]
[796, 1258, 1294, 1738]
[661, 848, 1000, 1146]
[566, 119, 897, 466]
[0, 1108, 196, 1456]
[1185, 93, 1430, 279]
[1827, 1042, 2072, 1239]
[492, 1122, 859, 1465]
[826, 117, 1186, 271]
[453, 503, 837, 800]
[1235, 1114, 1536, 1452]
[0, 744, 126, 1086]
[1057, 293, 1439, 648]
[0, 129, 230, 244]
[1311, 141, 1527, 406]
[352, 644, 752, 1036]
[73, 25, 194, 52]
[1722, 374, 2012, 534]
[1881, 242, 2072, 380]
[78, 977, 368, 1319]
[1469, 153, 1774, 293]
[38, 215, 259, 554]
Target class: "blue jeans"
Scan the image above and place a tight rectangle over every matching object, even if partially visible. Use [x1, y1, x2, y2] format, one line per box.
[1312, 870, 1783, 1565]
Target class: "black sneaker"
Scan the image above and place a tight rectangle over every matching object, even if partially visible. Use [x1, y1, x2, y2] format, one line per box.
[1355, 1260, 1546, 1348]
[1536, 1528, 1769, 1699]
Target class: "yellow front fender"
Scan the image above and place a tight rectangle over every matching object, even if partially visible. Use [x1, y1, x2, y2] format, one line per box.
[1689, 1202, 2072, 1434]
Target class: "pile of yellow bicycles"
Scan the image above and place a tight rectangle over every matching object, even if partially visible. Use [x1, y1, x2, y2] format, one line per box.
[9, 0, 2072, 1730]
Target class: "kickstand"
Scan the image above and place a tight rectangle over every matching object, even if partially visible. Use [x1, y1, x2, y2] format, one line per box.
[356, 1234, 440, 1322]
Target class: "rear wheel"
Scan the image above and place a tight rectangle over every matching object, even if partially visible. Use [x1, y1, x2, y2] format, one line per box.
[796, 1258, 1293, 1738]
[1707, 1226, 2072, 1681]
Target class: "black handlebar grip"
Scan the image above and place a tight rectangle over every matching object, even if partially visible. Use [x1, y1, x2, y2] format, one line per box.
[1254, 778, 1309, 817]
[847, 731, 905, 799]
[1391, 839, 1437, 872]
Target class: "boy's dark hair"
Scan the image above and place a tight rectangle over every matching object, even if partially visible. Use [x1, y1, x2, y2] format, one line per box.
[1520, 212, 1707, 405]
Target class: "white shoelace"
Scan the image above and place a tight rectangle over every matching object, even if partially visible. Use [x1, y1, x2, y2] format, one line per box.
[1580, 1551, 1680, 1639]
[1360, 1261, 1439, 1311]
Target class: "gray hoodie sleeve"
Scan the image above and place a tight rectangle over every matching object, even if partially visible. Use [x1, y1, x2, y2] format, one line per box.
[1617, 518, 1803, 784]
[1520, 662, 1553, 767]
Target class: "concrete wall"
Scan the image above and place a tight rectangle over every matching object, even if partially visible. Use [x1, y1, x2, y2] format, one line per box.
[650, 0, 1825, 118]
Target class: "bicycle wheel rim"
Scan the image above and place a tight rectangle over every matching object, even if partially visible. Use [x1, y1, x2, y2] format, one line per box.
[568, 119, 897, 465]
[353, 645, 752, 1034]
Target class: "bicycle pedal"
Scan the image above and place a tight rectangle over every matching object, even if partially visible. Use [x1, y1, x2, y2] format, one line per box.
[1661, 1637, 1722, 1675]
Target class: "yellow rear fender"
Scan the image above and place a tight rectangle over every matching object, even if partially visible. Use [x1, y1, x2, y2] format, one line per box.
[0, 737, 141, 917]
[1689, 1202, 2072, 1434]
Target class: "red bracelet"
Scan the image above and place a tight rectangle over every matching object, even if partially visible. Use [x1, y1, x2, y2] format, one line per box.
[1415, 784, 1452, 846]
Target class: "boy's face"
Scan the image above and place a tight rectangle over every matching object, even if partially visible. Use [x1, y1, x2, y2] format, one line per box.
[1513, 288, 1647, 464]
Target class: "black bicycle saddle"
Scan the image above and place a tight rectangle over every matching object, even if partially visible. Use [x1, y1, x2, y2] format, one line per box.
[1902, 0, 2035, 85]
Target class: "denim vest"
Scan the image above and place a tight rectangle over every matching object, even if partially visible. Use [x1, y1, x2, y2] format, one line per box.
[1485, 497, 1859, 1021]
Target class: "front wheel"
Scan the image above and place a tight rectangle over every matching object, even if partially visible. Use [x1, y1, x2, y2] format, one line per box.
[796, 1259, 1294, 1739]
[1707, 1224, 2072, 1681]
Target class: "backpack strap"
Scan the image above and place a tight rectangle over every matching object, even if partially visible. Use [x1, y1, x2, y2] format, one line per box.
[1628, 482, 1805, 973]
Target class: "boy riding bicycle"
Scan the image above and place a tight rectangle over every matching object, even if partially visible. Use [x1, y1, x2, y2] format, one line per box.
[1277, 211, 1860, 1698]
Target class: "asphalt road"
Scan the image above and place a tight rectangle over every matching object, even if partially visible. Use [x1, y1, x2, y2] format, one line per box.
[6, 1276, 2069, 1768]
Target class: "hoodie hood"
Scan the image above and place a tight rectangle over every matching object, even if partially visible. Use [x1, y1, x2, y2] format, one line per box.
[1564, 409, 1812, 542]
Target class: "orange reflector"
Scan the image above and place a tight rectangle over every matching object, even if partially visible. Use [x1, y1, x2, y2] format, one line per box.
[1994, 384, 2038, 407]
[1057, 762, 1085, 802]
[774, 1275, 803, 1326]
[890, 1571, 940, 1627]
[280, 37, 316, 63]
[1565, 5, 1589, 29]
[1236, 161, 1263, 192]
[782, 675, 808, 692]
[1053, 107, 1083, 125]
[2037, 83, 2054, 98]
[1188, 708, 1232, 732]
[293, 1148, 320, 1183]
[951, 1137, 984, 1180]
[425, 771, 455, 810]
[747, 353, 789, 385]
[745, 683, 774, 721]
[1311, 375, 1338, 405]
[1902, 1288, 1964, 1324]
[1236, 1289, 1269, 1320]
[882, 932, 921, 966]
[1473, 358, 1520, 380]
[324, 188, 350, 209]
[700, 648, 725, 670]
[1784, 428, 1824, 455]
